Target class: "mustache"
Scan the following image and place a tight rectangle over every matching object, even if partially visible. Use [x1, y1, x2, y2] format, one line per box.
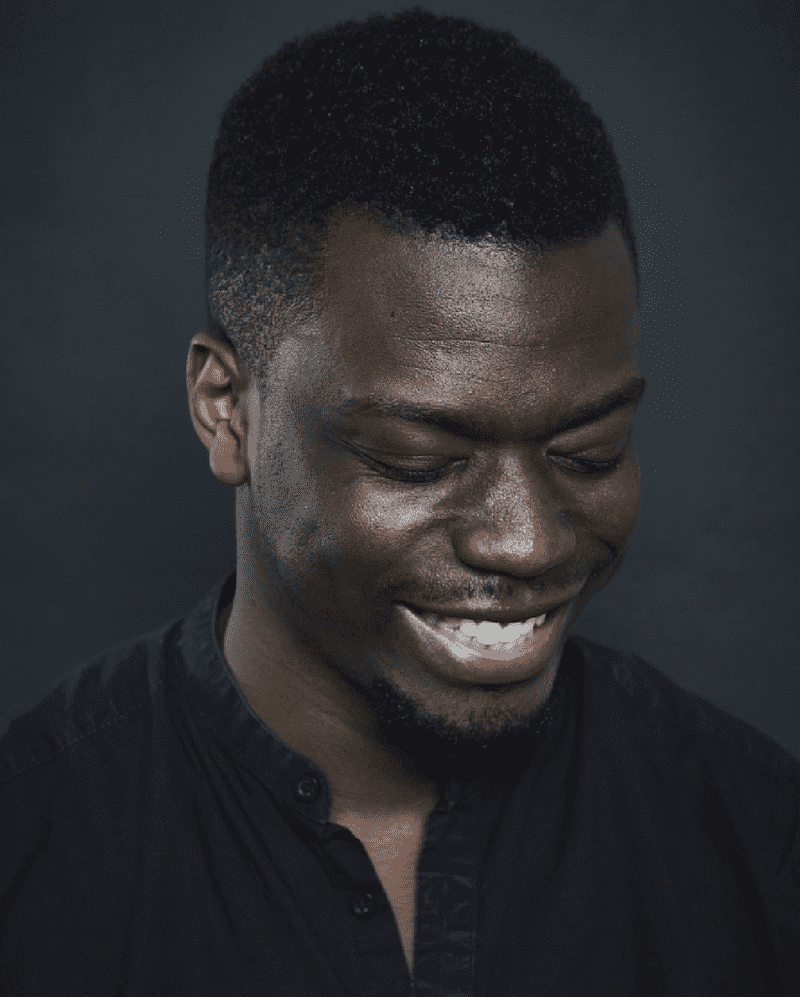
[382, 558, 612, 606]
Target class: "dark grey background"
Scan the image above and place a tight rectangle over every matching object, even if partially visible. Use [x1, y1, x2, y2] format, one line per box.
[3, 0, 798, 760]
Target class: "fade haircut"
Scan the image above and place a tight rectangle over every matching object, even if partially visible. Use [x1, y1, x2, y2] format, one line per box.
[206, 6, 638, 378]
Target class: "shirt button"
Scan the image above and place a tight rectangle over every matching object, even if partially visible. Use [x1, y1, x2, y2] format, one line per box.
[294, 774, 320, 802]
[348, 891, 376, 919]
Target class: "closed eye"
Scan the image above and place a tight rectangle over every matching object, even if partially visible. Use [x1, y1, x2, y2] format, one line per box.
[368, 450, 626, 483]
[547, 451, 626, 476]
[364, 454, 463, 483]
[348, 431, 631, 484]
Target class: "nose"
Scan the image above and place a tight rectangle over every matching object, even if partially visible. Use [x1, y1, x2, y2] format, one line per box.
[452, 451, 576, 578]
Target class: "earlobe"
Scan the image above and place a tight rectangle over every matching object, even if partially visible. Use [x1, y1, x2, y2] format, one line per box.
[209, 420, 249, 486]
[187, 331, 250, 488]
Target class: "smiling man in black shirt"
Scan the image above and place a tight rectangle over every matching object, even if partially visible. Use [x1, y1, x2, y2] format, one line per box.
[1, 8, 798, 996]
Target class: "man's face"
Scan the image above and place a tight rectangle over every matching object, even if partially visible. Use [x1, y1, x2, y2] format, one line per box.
[239, 214, 642, 763]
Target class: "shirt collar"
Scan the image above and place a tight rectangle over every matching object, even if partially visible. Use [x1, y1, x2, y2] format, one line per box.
[172, 570, 577, 835]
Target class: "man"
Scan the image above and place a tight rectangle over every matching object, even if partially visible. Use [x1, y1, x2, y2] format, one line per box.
[1, 8, 797, 996]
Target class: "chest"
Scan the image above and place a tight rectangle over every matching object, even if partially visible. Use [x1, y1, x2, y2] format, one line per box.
[330, 809, 430, 973]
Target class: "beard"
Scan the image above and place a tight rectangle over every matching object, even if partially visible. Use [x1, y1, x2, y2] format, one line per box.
[364, 648, 570, 784]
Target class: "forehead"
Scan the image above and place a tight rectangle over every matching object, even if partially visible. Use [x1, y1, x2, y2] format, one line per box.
[316, 211, 634, 319]
[284, 214, 639, 424]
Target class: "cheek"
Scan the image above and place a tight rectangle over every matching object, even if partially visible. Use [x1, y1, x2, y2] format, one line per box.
[584, 459, 640, 545]
[338, 480, 434, 552]
[253, 442, 434, 577]
[250, 434, 329, 566]
[556, 448, 640, 551]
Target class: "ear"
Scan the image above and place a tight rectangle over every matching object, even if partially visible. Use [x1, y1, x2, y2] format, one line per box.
[186, 331, 251, 487]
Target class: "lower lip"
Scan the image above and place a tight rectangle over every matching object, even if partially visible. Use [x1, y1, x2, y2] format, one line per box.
[391, 601, 572, 688]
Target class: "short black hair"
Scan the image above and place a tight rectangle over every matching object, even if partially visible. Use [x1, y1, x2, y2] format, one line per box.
[206, 6, 637, 376]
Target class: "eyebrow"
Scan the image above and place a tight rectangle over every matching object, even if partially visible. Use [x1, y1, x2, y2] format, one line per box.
[335, 376, 646, 442]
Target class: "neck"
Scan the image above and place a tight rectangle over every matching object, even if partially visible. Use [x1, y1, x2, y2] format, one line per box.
[217, 582, 440, 818]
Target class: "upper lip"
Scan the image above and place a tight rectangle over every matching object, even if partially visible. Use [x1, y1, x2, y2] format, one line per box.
[401, 593, 580, 624]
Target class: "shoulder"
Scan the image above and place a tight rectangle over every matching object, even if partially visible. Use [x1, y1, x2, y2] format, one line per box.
[0, 615, 183, 788]
[571, 634, 798, 776]
[570, 634, 800, 871]
[0, 613, 194, 898]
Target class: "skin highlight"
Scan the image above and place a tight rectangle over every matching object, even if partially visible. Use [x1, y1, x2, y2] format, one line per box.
[187, 213, 643, 972]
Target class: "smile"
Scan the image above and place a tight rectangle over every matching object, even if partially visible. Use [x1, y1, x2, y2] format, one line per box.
[417, 611, 548, 650]
[391, 599, 574, 688]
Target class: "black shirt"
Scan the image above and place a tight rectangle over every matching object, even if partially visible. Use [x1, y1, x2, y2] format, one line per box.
[1, 572, 798, 996]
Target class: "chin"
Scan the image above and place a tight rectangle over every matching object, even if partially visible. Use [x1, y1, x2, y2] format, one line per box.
[364, 655, 562, 772]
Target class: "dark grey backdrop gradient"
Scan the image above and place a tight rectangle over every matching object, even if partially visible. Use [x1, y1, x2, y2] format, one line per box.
[2, 1, 798, 760]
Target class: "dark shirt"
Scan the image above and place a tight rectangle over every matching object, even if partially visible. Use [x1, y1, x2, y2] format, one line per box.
[1, 573, 798, 996]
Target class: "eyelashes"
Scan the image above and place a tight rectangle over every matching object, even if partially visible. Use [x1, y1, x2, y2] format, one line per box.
[371, 462, 455, 483]
[547, 452, 626, 477]
[366, 450, 626, 484]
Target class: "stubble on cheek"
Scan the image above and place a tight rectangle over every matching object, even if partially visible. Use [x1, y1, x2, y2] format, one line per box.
[246, 433, 375, 654]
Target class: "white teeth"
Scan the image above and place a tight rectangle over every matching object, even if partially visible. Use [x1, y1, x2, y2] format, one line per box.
[461, 619, 535, 645]
[422, 611, 547, 646]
